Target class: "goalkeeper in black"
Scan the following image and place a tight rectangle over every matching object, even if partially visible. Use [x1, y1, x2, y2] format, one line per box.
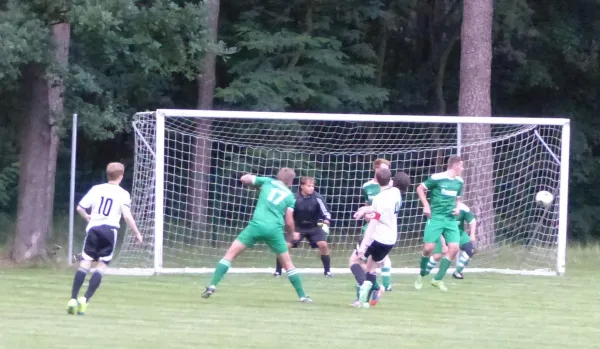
[274, 176, 333, 277]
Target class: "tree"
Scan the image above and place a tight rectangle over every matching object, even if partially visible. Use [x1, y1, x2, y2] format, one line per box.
[458, 0, 494, 248]
[13, 1, 70, 262]
[191, 0, 220, 236]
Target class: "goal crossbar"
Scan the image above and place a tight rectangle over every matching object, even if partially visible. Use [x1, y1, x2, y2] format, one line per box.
[157, 109, 570, 126]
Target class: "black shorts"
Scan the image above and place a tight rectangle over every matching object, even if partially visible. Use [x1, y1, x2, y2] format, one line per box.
[81, 225, 118, 264]
[364, 240, 394, 262]
[292, 227, 327, 248]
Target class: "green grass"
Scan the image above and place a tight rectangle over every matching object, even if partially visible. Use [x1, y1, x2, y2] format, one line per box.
[1, 249, 600, 349]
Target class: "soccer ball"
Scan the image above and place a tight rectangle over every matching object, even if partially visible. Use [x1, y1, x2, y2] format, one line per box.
[535, 190, 554, 207]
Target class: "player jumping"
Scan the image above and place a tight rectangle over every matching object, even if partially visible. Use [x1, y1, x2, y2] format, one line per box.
[351, 169, 411, 308]
[415, 155, 464, 292]
[67, 162, 143, 315]
[274, 176, 332, 277]
[202, 168, 311, 303]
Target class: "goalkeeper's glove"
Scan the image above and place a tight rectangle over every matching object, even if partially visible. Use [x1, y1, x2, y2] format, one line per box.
[321, 223, 330, 236]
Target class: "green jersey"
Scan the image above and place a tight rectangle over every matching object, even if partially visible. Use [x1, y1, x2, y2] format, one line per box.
[361, 180, 380, 232]
[250, 176, 296, 228]
[362, 180, 380, 205]
[456, 202, 475, 233]
[422, 172, 464, 220]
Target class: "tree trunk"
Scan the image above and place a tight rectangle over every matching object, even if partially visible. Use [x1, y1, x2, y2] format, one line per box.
[191, 0, 219, 238]
[13, 22, 70, 262]
[458, 0, 495, 249]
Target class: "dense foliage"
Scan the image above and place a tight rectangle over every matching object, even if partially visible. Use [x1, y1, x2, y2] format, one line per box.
[0, 0, 598, 257]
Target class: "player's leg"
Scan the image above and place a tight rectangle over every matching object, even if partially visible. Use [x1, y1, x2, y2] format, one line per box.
[77, 227, 117, 314]
[68, 229, 97, 314]
[453, 233, 475, 279]
[269, 233, 311, 303]
[307, 228, 332, 277]
[415, 219, 443, 289]
[419, 238, 444, 280]
[203, 226, 253, 298]
[358, 242, 394, 308]
[381, 255, 392, 291]
[431, 223, 461, 291]
[274, 236, 296, 277]
[349, 244, 382, 303]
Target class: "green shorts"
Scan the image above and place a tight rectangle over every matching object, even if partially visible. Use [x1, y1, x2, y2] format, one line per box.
[423, 217, 460, 244]
[433, 231, 471, 254]
[236, 221, 288, 254]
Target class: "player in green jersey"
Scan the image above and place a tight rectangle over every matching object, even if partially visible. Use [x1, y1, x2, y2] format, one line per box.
[415, 155, 464, 291]
[452, 203, 476, 279]
[418, 202, 477, 280]
[202, 168, 311, 303]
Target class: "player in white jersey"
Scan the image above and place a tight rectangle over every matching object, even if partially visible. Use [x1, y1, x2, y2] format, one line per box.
[67, 162, 143, 315]
[350, 168, 411, 308]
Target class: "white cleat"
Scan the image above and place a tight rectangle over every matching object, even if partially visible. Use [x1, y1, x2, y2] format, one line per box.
[414, 275, 424, 290]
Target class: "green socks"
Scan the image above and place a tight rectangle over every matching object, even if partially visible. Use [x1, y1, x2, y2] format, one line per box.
[455, 251, 471, 273]
[357, 280, 381, 299]
[210, 258, 231, 286]
[286, 268, 306, 298]
[381, 267, 391, 289]
[434, 256, 452, 281]
[419, 254, 430, 276]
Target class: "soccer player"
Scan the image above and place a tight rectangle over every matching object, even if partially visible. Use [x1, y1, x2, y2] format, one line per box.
[420, 203, 476, 279]
[359, 158, 394, 292]
[351, 169, 411, 308]
[202, 168, 311, 303]
[67, 162, 143, 315]
[415, 155, 464, 292]
[274, 176, 333, 277]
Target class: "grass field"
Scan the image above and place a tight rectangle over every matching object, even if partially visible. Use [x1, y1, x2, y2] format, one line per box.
[0, 246, 599, 349]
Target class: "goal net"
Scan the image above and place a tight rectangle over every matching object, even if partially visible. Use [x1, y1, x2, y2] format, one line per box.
[112, 110, 569, 276]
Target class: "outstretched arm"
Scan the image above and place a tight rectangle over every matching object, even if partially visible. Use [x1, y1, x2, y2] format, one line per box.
[240, 174, 255, 185]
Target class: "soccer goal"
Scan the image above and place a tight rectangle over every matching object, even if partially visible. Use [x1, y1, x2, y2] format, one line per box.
[109, 110, 570, 276]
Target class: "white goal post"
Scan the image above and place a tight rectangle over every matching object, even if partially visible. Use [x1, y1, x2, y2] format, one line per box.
[108, 110, 570, 277]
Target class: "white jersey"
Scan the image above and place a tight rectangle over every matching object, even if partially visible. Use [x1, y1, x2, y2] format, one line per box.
[370, 186, 402, 245]
[78, 183, 131, 232]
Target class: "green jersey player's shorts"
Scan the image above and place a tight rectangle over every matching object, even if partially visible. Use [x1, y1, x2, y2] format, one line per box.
[433, 230, 471, 253]
[423, 217, 460, 244]
[237, 221, 288, 254]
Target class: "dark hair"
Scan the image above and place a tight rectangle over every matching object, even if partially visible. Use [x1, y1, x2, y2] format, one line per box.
[375, 168, 392, 186]
[393, 171, 411, 193]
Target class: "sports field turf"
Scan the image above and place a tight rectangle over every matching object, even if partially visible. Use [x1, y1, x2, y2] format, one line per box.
[1, 250, 599, 349]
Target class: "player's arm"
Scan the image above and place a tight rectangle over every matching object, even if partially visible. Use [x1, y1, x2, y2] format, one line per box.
[468, 219, 477, 241]
[240, 174, 271, 186]
[77, 188, 94, 222]
[466, 210, 476, 241]
[285, 195, 296, 234]
[122, 193, 143, 243]
[453, 182, 464, 215]
[315, 193, 331, 234]
[416, 180, 432, 217]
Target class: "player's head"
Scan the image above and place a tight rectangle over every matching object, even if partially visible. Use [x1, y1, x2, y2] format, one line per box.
[393, 171, 411, 193]
[375, 168, 392, 187]
[447, 155, 464, 176]
[106, 162, 125, 183]
[373, 158, 390, 172]
[300, 176, 315, 196]
[277, 167, 296, 187]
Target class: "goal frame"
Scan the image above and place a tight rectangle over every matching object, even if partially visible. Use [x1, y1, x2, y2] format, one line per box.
[108, 110, 570, 277]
